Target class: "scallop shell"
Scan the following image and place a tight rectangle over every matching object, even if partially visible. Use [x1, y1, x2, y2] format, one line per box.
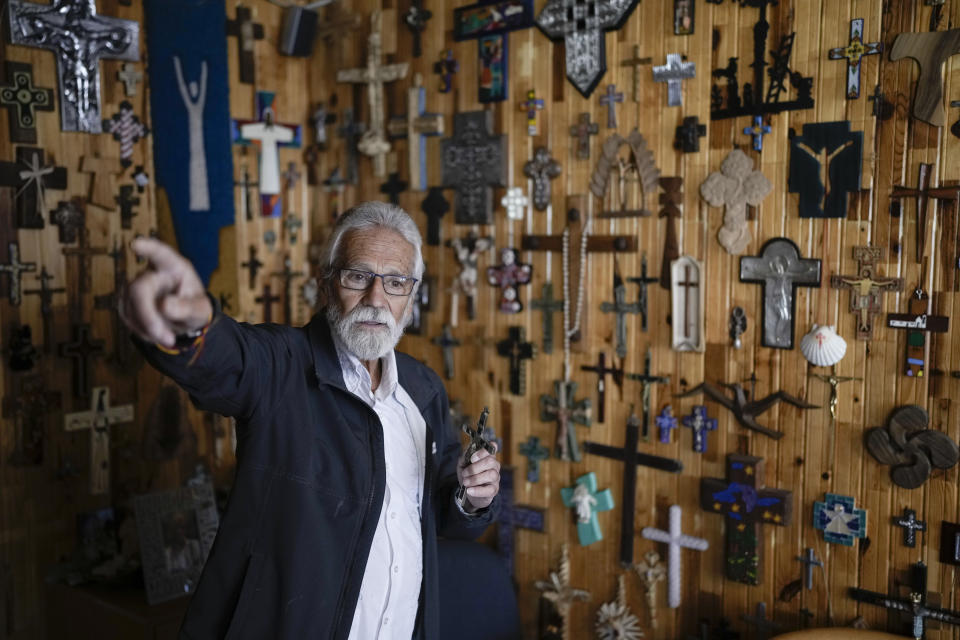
[800, 324, 847, 367]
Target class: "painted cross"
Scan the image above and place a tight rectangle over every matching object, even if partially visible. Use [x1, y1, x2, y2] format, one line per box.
[448, 232, 493, 322]
[830, 245, 904, 340]
[453, 0, 535, 103]
[49, 198, 84, 244]
[403, 0, 432, 58]
[387, 72, 444, 191]
[561, 471, 614, 546]
[431, 324, 461, 380]
[598, 84, 624, 128]
[115, 185, 140, 229]
[653, 53, 696, 107]
[441, 110, 507, 224]
[813, 493, 867, 546]
[225, 5, 265, 85]
[828, 18, 882, 99]
[656, 405, 678, 444]
[740, 238, 822, 349]
[797, 547, 823, 591]
[896, 508, 926, 548]
[682, 405, 717, 454]
[569, 113, 600, 160]
[0, 61, 54, 143]
[240, 245, 263, 290]
[621, 44, 652, 102]
[24, 267, 65, 352]
[337, 11, 409, 177]
[64, 386, 133, 495]
[701, 454, 794, 585]
[887, 287, 949, 377]
[600, 267, 641, 359]
[890, 162, 959, 263]
[540, 380, 591, 461]
[255, 284, 281, 323]
[233, 93, 302, 214]
[530, 282, 563, 354]
[579, 352, 623, 424]
[743, 116, 771, 151]
[102, 101, 148, 168]
[433, 49, 458, 93]
[535, 0, 642, 97]
[626, 253, 659, 332]
[789, 120, 863, 219]
[496, 326, 536, 395]
[0, 146, 67, 229]
[523, 147, 562, 211]
[117, 62, 142, 96]
[674, 116, 706, 153]
[58, 323, 105, 400]
[378, 172, 408, 205]
[496, 467, 547, 574]
[626, 348, 670, 441]
[741, 602, 781, 640]
[6, 0, 139, 133]
[641, 505, 708, 608]
[0, 243, 36, 306]
[500, 187, 529, 221]
[487, 248, 532, 314]
[61, 227, 107, 294]
[700, 148, 772, 255]
[518, 435, 549, 483]
[518, 89, 545, 135]
[585, 409, 683, 565]
[336, 108, 366, 184]
[421, 187, 449, 246]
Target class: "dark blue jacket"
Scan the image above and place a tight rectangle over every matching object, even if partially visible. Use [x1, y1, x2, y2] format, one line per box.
[139, 310, 498, 639]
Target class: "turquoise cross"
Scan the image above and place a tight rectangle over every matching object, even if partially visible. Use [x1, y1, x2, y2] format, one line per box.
[561, 471, 614, 546]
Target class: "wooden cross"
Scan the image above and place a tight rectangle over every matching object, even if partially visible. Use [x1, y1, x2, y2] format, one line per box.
[115, 184, 140, 229]
[117, 62, 142, 96]
[496, 467, 546, 574]
[869, 84, 894, 120]
[585, 408, 683, 565]
[518, 89, 545, 135]
[701, 454, 793, 585]
[887, 287, 949, 377]
[0, 242, 36, 306]
[64, 387, 133, 495]
[49, 197, 85, 244]
[271, 256, 304, 325]
[0, 61, 54, 144]
[890, 163, 959, 263]
[225, 5, 265, 85]
[24, 267, 65, 353]
[889, 30, 960, 126]
[740, 238, 821, 349]
[653, 53, 696, 106]
[523, 147, 562, 211]
[743, 115, 771, 151]
[79, 152, 117, 210]
[540, 380, 591, 461]
[530, 282, 563, 354]
[336, 107, 366, 184]
[241, 245, 264, 290]
[337, 11, 409, 178]
[518, 435, 550, 483]
[625, 348, 669, 441]
[0, 146, 67, 229]
[378, 172, 408, 205]
[420, 187, 449, 246]
[487, 248, 532, 314]
[598, 84, 624, 128]
[830, 245, 904, 340]
[255, 284, 281, 323]
[626, 253, 658, 332]
[387, 73, 443, 191]
[640, 505, 707, 608]
[796, 547, 823, 590]
[569, 113, 599, 160]
[433, 49, 458, 93]
[403, 0, 432, 58]
[441, 110, 507, 224]
[681, 405, 718, 454]
[235, 163, 258, 221]
[579, 352, 623, 424]
[561, 471, 614, 546]
[896, 508, 927, 548]
[828, 19, 883, 100]
[2, 374, 60, 465]
[621, 45, 653, 102]
[659, 177, 683, 289]
[316, 3, 363, 50]
[671, 256, 704, 351]
[58, 323, 105, 400]
[431, 324, 460, 380]
[674, 116, 706, 153]
[496, 326, 536, 396]
[741, 603, 781, 640]
[62, 227, 107, 294]
[93, 239, 137, 369]
[600, 267, 641, 359]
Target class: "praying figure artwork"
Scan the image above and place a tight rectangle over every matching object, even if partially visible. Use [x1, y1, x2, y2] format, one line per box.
[173, 57, 209, 211]
[813, 493, 867, 546]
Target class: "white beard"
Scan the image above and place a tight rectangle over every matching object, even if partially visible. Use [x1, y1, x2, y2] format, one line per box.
[326, 302, 406, 361]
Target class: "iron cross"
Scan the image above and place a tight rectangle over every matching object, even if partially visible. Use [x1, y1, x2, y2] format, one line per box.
[579, 352, 623, 424]
[241, 245, 264, 290]
[653, 53, 696, 106]
[600, 266, 641, 359]
[441, 110, 507, 225]
[626, 253, 658, 332]
[255, 284, 281, 323]
[403, 0, 432, 58]
[496, 326, 536, 395]
[625, 348, 669, 440]
[420, 187, 449, 246]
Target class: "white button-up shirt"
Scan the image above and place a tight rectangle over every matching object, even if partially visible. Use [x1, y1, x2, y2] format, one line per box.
[336, 339, 426, 640]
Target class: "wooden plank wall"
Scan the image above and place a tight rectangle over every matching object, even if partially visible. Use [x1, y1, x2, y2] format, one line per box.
[2, 0, 960, 638]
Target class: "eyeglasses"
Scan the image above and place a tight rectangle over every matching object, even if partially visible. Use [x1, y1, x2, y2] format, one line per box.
[338, 268, 418, 297]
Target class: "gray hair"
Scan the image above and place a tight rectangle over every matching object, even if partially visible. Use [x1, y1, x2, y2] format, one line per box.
[317, 201, 425, 284]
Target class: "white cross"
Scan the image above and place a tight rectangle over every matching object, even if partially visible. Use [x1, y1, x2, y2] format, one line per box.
[640, 504, 708, 608]
[117, 63, 142, 97]
[501, 187, 529, 220]
[240, 109, 295, 196]
[64, 387, 134, 495]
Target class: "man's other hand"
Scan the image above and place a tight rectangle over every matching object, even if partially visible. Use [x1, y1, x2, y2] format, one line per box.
[457, 443, 500, 512]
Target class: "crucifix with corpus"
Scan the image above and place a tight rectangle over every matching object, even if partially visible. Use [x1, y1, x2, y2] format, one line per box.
[579, 352, 623, 424]
[831, 245, 904, 340]
[539, 380, 591, 462]
[625, 347, 669, 441]
[64, 387, 134, 495]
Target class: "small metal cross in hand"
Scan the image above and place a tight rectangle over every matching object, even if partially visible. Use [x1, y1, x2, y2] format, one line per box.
[456, 406, 496, 501]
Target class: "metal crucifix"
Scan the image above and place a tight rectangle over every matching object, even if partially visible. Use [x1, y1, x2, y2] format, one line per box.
[625, 348, 669, 441]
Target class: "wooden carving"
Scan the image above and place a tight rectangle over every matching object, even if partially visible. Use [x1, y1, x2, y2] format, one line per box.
[865, 405, 959, 489]
[889, 29, 960, 126]
[590, 129, 660, 218]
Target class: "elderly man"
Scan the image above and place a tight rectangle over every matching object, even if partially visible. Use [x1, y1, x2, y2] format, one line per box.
[121, 202, 501, 639]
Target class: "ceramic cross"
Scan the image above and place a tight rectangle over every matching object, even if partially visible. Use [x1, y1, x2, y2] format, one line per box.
[49, 198, 84, 244]
[496, 326, 536, 395]
[518, 89, 545, 135]
[584, 407, 683, 565]
[626, 253, 659, 332]
[0, 242, 36, 306]
[102, 100, 148, 168]
[561, 471, 614, 546]
[674, 116, 706, 153]
[535, 0, 642, 97]
[789, 121, 863, 218]
[0, 61, 54, 143]
[540, 380, 591, 461]
[887, 287, 949, 377]
[621, 44, 652, 102]
[387, 73, 444, 191]
[501, 187, 529, 221]
[641, 505, 708, 608]
[896, 508, 926, 548]
[225, 5, 265, 85]
[600, 267, 641, 359]
[830, 246, 903, 340]
[796, 547, 823, 591]
[671, 255, 705, 351]
[61, 227, 107, 294]
[64, 386, 133, 494]
[496, 466, 546, 574]
[0, 146, 67, 229]
[487, 248, 532, 314]
[530, 282, 563, 354]
[598, 84, 624, 128]
[448, 232, 493, 322]
[441, 110, 507, 224]
[682, 405, 717, 454]
[701, 454, 793, 585]
[700, 148, 772, 255]
[579, 352, 623, 424]
[828, 18, 882, 99]
[336, 11, 409, 177]
[813, 493, 867, 546]
[433, 49, 458, 93]
[633, 550, 665, 628]
[740, 238, 821, 349]
[6, 0, 139, 132]
[431, 324, 461, 380]
[403, 0, 432, 57]
[743, 116, 771, 151]
[523, 147, 562, 211]
[24, 267, 65, 353]
[117, 62, 141, 96]
[656, 405, 678, 444]
[420, 188, 449, 246]
[518, 435, 550, 483]
[890, 162, 959, 263]
[233, 94, 301, 212]
[653, 53, 695, 106]
[741, 602, 781, 640]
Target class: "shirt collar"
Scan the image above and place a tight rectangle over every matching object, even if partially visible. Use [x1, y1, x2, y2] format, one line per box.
[332, 330, 399, 401]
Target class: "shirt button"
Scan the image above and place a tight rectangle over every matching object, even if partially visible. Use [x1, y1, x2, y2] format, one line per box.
[383, 617, 389, 626]
[391, 512, 397, 519]
[393, 565, 399, 574]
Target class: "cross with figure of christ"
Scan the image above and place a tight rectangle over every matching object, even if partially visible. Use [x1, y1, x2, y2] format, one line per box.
[579, 352, 623, 424]
[830, 245, 903, 340]
[626, 253, 659, 332]
[625, 348, 669, 441]
[64, 387, 133, 495]
[540, 380, 591, 461]
[600, 265, 640, 359]
[61, 227, 107, 294]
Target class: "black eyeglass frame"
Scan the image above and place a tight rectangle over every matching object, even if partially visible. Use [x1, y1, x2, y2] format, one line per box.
[336, 267, 419, 297]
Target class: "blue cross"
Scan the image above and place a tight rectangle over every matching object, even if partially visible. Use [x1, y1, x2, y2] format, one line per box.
[560, 472, 614, 546]
[656, 405, 679, 444]
[682, 405, 717, 454]
[743, 115, 771, 151]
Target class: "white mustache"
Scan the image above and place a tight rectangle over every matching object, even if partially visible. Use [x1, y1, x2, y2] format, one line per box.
[347, 305, 395, 327]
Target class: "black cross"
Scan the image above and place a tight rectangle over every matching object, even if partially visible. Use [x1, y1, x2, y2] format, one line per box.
[624, 348, 669, 440]
[496, 467, 546, 575]
[241, 245, 264, 289]
[579, 352, 623, 424]
[271, 255, 304, 325]
[741, 602, 781, 640]
[0, 146, 67, 229]
[583, 406, 682, 566]
[868, 84, 893, 120]
[49, 197, 85, 244]
[255, 284, 281, 323]
[674, 115, 707, 153]
[24, 267, 65, 353]
[2, 374, 60, 465]
[93, 239, 138, 369]
[403, 0, 432, 58]
[61, 227, 107, 294]
[530, 282, 563, 354]
[0, 242, 36, 306]
[115, 184, 140, 229]
[225, 5, 265, 85]
[420, 187, 449, 246]
[431, 324, 460, 380]
[379, 172, 408, 205]
[626, 253, 659, 331]
[496, 326, 536, 396]
[0, 60, 54, 144]
[895, 507, 927, 548]
[58, 323, 105, 400]
[441, 111, 507, 225]
[796, 547, 823, 590]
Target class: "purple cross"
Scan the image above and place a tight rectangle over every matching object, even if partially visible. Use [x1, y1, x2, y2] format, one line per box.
[656, 405, 679, 444]
[682, 405, 717, 453]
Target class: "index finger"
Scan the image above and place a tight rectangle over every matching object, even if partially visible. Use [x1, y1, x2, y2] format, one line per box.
[131, 237, 187, 272]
